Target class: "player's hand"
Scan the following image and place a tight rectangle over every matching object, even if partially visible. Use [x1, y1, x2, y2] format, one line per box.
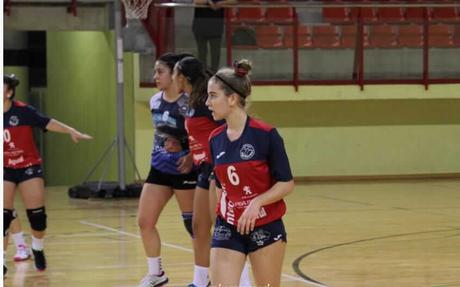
[70, 129, 93, 143]
[177, 153, 193, 174]
[237, 198, 261, 235]
[208, 0, 219, 10]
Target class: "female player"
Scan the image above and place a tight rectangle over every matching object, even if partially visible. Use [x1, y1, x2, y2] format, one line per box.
[137, 53, 196, 287]
[3, 74, 92, 275]
[173, 57, 251, 287]
[206, 60, 295, 287]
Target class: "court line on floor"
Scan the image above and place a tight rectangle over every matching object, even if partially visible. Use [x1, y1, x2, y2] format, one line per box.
[80, 220, 319, 286]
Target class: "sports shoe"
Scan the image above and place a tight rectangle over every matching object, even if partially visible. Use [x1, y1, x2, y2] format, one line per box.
[3, 264, 7, 278]
[187, 281, 211, 287]
[138, 272, 169, 287]
[13, 244, 31, 262]
[32, 249, 47, 271]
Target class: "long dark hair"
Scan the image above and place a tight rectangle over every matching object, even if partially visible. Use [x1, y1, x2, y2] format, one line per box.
[157, 52, 194, 73]
[175, 57, 211, 109]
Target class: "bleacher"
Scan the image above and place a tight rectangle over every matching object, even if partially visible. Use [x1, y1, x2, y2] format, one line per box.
[228, 0, 460, 49]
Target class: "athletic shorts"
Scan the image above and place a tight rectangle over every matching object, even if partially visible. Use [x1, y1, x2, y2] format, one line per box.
[211, 216, 287, 255]
[4, 165, 44, 184]
[145, 166, 197, 190]
[196, 162, 213, 190]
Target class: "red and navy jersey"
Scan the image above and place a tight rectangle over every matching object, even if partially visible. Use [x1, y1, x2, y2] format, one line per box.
[3, 101, 51, 169]
[185, 104, 223, 166]
[209, 116, 293, 227]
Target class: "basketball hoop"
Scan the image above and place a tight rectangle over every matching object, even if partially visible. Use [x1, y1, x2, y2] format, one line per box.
[121, 0, 153, 20]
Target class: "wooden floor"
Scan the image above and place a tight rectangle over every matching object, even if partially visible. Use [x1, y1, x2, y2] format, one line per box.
[4, 179, 460, 287]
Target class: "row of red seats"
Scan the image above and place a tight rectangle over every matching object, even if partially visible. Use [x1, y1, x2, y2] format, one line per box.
[229, 4, 294, 23]
[324, 0, 460, 23]
[234, 24, 460, 49]
[226, 1, 460, 24]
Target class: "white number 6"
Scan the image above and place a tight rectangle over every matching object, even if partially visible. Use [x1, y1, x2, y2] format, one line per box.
[227, 165, 240, 186]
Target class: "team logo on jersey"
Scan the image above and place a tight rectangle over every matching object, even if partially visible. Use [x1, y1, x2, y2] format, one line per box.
[240, 144, 255, 160]
[9, 116, 19, 126]
[250, 229, 271, 246]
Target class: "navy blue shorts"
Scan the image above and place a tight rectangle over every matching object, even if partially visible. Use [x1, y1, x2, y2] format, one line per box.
[4, 165, 44, 184]
[211, 216, 287, 255]
[196, 162, 213, 190]
[146, 166, 197, 190]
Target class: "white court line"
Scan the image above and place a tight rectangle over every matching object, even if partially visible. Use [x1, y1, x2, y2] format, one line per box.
[80, 220, 326, 287]
[80, 220, 193, 253]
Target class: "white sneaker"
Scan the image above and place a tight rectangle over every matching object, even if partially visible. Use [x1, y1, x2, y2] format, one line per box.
[138, 272, 169, 287]
[13, 244, 31, 262]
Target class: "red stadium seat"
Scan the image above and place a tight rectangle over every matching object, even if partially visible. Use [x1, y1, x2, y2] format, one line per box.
[378, 1, 405, 23]
[432, 3, 459, 22]
[283, 25, 312, 48]
[255, 25, 283, 48]
[323, 0, 350, 23]
[454, 25, 460, 47]
[429, 24, 454, 47]
[398, 25, 424, 48]
[340, 24, 369, 48]
[237, 1, 265, 23]
[311, 25, 340, 48]
[350, 1, 378, 23]
[369, 25, 397, 48]
[406, 1, 431, 23]
[266, 3, 294, 23]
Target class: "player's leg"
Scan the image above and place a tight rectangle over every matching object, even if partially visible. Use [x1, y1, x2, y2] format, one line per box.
[247, 220, 287, 287]
[10, 217, 31, 261]
[190, 186, 212, 287]
[17, 175, 47, 271]
[210, 247, 246, 286]
[248, 240, 286, 287]
[208, 181, 251, 286]
[210, 216, 249, 286]
[3, 179, 17, 277]
[137, 181, 173, 287]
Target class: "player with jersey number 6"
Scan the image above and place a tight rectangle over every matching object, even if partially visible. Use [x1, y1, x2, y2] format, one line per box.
[3, 74, 93, 277]
[206, 60, 295, 287]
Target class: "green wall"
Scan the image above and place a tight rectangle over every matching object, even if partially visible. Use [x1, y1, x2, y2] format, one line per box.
[45, 31, 135, 185]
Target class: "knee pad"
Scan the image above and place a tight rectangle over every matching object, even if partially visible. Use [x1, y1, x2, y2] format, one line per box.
[3, 209, 16, 237]
[182, 212, 193, 238]
[26, 207, 47, 231]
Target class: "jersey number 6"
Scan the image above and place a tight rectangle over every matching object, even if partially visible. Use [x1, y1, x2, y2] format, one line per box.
[227, 165, 240, 186]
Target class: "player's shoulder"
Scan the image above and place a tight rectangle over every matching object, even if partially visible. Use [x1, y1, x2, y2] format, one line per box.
[14, 100, 28, 108]
[149, 91, 163, 110]
[248, 117, 274, 132]
[209, 124, 226, 141]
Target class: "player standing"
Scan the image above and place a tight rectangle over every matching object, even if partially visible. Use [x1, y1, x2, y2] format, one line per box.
[3, 74, 92, 276]
[206, 60, 295, 287]
[137, 53, 197, 287]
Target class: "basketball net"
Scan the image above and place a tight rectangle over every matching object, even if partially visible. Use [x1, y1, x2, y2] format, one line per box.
[121, 0, 153, 20]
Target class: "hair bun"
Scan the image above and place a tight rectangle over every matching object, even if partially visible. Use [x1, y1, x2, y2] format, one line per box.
[233, 59, 252, 77]
[4, 74, 20, 88]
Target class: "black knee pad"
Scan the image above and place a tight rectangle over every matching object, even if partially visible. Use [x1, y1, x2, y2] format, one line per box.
[26, 207, 47, 231]
[3, 209, 16, 237]
[182, 212, 193, 238]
